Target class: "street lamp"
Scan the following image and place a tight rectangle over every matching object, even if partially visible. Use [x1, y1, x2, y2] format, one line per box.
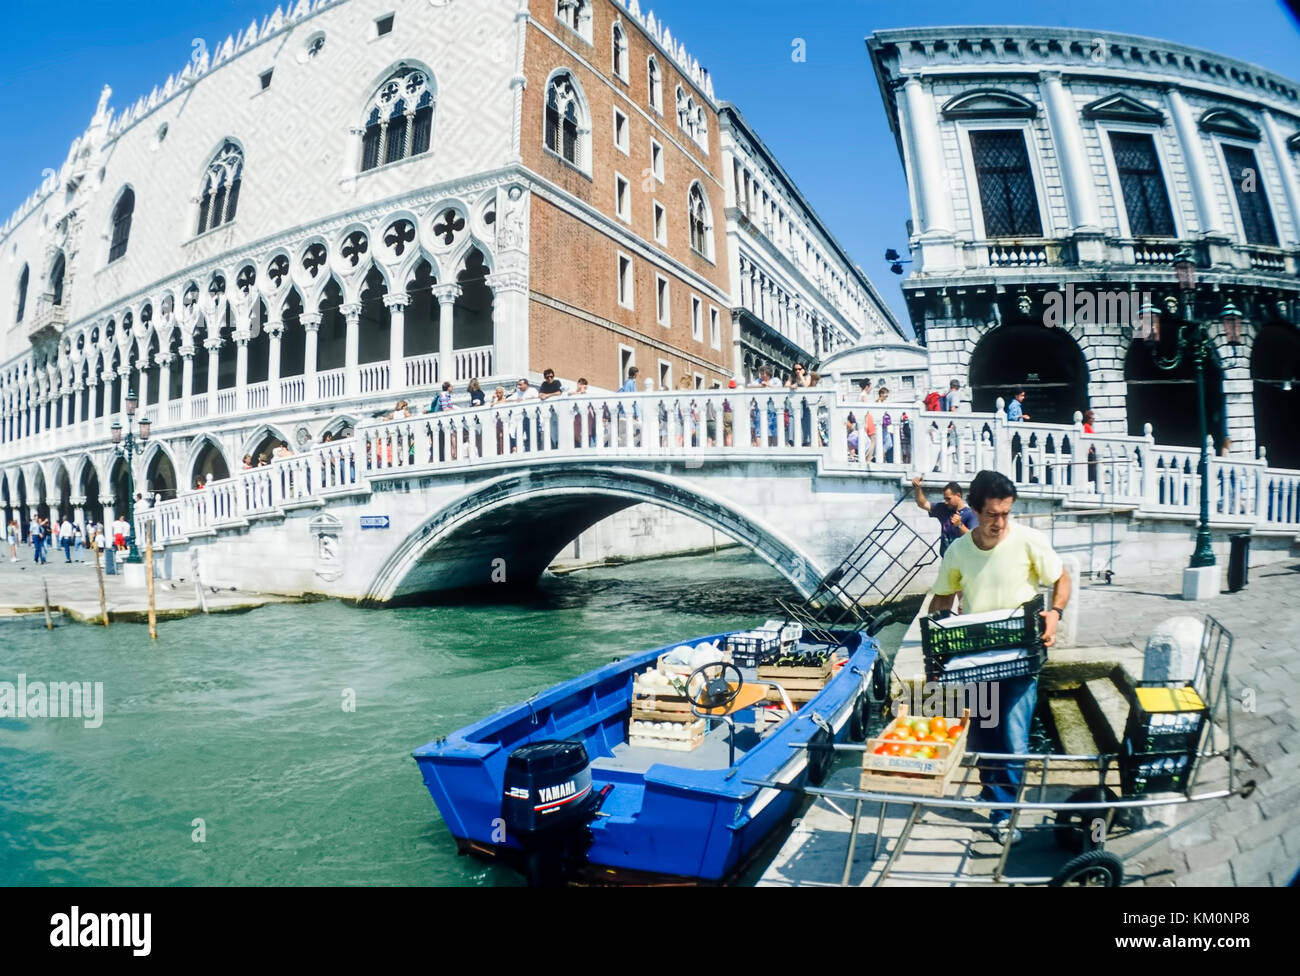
[110, 389, 151, 564]
[1141, 249, 1240, 575]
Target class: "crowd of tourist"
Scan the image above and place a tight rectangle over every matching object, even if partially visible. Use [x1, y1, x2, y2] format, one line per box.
[5, 510, 141, 566]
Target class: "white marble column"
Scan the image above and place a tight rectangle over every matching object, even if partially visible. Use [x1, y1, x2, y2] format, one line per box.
[71, 381, 83, 432]
[157, 354, 172, 419]
[117, 366, 132, 426]
[341, 302, 362, 396]
[900, 74, 957, 271]
[385, 292, 408, 392]
[1262, 112, 1300, 248]
[266, 318, 283, 408]
[432, 283, 462, 385]
[100, 496, 115, 534]
[180, 348, 195, 420]
[1040, 72, 1102, 236]
[71, 496, 85, 530]
[485, 272, 525, 381]
[235, 334, 249, 410]
[205, 340, 221, 402]
[301, 313, 321, 402]
[1167, 87, 1223, 237]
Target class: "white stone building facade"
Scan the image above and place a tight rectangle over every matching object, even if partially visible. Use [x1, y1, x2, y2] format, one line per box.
[718, 104, 902, 383]
[869, 27, 1300, 466]
[0, 0, 897, 535]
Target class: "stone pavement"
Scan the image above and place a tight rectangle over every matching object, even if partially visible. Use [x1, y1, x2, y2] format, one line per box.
[760, 557, 1300, 886]
[0, 544, 300, 625]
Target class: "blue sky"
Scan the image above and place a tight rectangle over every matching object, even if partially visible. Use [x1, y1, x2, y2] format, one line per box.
[2, 0, 1298, 333]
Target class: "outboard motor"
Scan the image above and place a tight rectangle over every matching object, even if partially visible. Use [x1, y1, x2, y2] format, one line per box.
[502, 740, 606, 886]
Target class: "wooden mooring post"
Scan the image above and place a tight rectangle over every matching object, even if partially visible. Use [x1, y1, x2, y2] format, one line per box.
[94, 539, 110, 627]
[145, 522, 157, 640]
[42, 579, 53, 630]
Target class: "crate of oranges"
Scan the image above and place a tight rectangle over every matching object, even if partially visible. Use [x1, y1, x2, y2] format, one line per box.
[859, 704, 970, 797]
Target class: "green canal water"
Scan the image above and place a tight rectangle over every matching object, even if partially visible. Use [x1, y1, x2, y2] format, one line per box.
[3, 549, 888, 886]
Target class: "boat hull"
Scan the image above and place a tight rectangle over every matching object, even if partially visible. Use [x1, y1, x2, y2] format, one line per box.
[414, 630, 878, 883]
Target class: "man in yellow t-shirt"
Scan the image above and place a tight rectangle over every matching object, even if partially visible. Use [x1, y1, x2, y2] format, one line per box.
[928, 470, 1072, 843]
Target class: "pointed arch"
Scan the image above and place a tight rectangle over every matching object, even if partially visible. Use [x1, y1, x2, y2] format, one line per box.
[319, 414, 358, 441]
[15, 263, 29, 323]
[611, 20, 628, 81]
[544, 69, 591, 173]
[108, 185, 135, 262]
[196, 139, 244, 234]
[241, 424, 291, 465]
[187, 434, 232, 489]
[646, 55, 662, 114]
[142, 441, 179, 503]
[358, 62, 437, 173]
[687, 181, 713, 259]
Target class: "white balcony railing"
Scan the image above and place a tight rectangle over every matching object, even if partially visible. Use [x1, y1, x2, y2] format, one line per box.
[317, 367, 345, 401]
[280, 376, 305, 406]
[358, 362, 390, 396]
[404, 353, 438, 388]
[247, 381, 269, 411]
[454, 346, 493, 383]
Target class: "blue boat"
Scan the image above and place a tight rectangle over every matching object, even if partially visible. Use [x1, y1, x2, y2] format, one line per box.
[412, 628, 882, 884]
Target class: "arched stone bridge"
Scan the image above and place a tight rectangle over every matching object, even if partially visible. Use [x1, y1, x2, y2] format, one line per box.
[134, 389, 1300, 603]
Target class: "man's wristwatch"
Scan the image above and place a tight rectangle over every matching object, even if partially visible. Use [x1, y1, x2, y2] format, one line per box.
[1047, 607, 1066, 619]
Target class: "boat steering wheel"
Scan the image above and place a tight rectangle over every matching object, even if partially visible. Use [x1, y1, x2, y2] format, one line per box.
[684, 661, 744, 712]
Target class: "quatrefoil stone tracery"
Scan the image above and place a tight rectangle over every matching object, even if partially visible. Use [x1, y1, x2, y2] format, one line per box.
[433, 209, 465, 247]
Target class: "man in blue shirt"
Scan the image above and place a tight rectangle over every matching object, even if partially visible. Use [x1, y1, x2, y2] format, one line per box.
[912, 476, 978, 554]
[1006, 389, 1030, 422]
[618, 366, 639, 393]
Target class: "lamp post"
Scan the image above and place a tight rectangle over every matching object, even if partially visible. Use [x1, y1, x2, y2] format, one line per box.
[110, 389, 151, 564]
[1137, 249, 1240, 575]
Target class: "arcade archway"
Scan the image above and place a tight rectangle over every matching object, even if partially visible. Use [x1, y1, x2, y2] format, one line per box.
[1124, 340, 1226, 450]
[969, 324, 1089, 424]
[1252, 323, 1300, 469]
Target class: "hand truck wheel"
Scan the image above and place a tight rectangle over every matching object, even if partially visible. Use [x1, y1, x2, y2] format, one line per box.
[1049, 849, 1124, 887]
[1053, 787, 1118, 852]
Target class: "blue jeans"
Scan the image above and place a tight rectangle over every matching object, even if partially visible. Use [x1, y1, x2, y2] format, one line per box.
[967, 675, 1038, 825]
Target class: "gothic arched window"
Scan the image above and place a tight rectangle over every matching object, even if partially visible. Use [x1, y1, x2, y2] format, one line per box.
[611, 22, 628, 80]
[647, 56, 662, 114]
[688, 182, 711, 257]
[50, 253, 65, 306]
[108, 188, 134, 263]
[196, 141, 244, 235]
[15, 264, 28, 323]
[544, 71, 589, 171]
[360, 66, 435, 173]
[556, 0, 592, 43]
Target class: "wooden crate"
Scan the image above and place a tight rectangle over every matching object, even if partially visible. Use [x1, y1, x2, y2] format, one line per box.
[629, 716, 706, 752]
[859, 704, 970, 796]
[859, 763, 963, 797]
[758, 658, 835, 705]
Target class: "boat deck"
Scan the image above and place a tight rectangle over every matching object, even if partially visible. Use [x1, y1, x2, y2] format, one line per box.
[593, 722, 765, 775]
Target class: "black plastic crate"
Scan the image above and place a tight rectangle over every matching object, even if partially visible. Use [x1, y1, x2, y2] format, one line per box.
[925, 646, 1047, 684]
[1123, 684, 1208, 754]
[921, 596, 1045, 683]
[1120, 743, 1196, 796]
[726, 632, 779, 670]
[921, 595, 1044, 660]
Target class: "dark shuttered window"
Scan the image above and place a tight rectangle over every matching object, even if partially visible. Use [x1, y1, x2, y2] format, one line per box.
[971, 130, 1043, 238]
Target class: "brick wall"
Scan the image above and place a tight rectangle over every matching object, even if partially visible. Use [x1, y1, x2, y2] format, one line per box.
[522, 0, 730, 388]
